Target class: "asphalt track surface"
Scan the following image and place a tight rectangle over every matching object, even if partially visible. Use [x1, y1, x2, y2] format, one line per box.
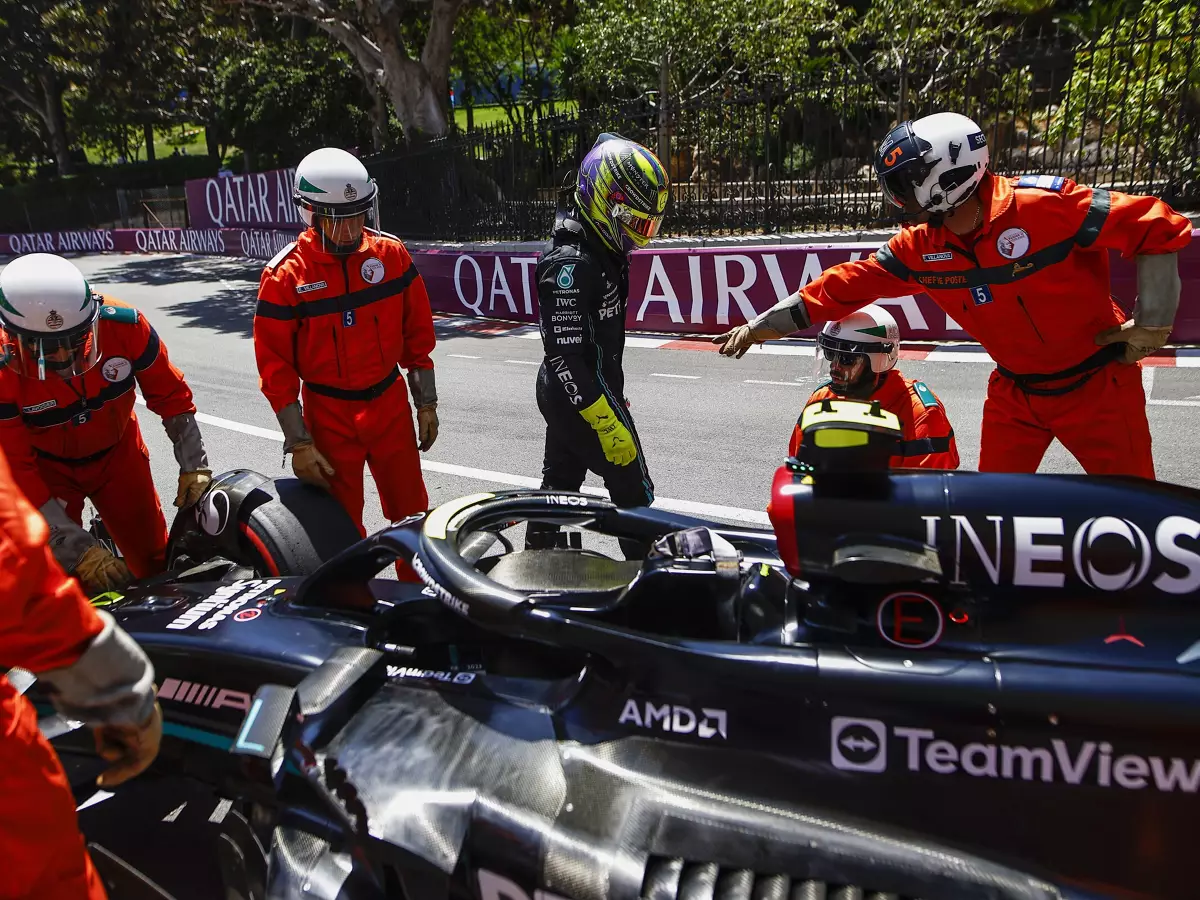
[10, 252, 1200, 542]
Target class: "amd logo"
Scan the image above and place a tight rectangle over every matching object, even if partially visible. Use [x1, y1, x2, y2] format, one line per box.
[926, 514, 1200, 594]
[619, 699, 728, 739]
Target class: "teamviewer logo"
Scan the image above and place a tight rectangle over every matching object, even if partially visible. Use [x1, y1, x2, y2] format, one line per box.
[831, 717, 887, 772]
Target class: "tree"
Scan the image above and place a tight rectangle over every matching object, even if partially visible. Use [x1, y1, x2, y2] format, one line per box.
[452, 0, 574, 128]
[574, 0, 841, 104]
[238, 0, 468, 139]
[211, 35, 379, 168]
[0, 0, 104, 175]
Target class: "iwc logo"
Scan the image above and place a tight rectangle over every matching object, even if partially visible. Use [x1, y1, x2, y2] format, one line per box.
[45, 310, 64, 330]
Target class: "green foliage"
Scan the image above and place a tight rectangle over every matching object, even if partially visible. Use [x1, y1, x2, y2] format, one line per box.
[452, 0, 576, 128]
[575, 0, 844, 101]
[1047, 0, 1199, 176]
[211, 36, 378, 169]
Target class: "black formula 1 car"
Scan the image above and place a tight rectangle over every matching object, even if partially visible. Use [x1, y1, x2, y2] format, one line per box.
[30, 400, 1200, 900]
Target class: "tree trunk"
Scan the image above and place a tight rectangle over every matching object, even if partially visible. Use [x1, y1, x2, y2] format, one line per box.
[421, 0, 464, 130]
[38, 70, 73, 176]
[370, 84, 388, 152]
[382, 54, 449, 139]
[144, 122, 157, 162]
[205, 122, 220, 162]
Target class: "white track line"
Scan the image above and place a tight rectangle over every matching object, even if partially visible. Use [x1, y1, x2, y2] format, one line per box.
[745, 379, 808, 387]
[1143, 364, 1156, 399]
[650, 373, 700, 379]
[448, 353, 481, 359]
[138, 399, 770, 524]
[504, 359, 539, 366]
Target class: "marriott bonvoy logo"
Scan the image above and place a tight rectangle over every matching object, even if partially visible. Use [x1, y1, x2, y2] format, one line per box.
[830, 717, 1200, 793]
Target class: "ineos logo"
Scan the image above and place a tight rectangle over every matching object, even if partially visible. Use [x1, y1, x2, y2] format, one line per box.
[197, 489, 231, 536]
[1071, 516, 1151, 591]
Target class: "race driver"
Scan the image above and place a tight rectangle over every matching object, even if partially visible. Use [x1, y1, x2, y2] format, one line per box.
[0, 252, 212, 594]
[0, 443, 162, 899]
[527, 132, 669, 558]
[714, 111, 1192, 478]
[254, 146, 438, 541]
[794, 305, 959, 469]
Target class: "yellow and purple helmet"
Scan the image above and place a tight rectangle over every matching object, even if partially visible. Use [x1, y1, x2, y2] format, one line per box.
[575, 133, 670, 255]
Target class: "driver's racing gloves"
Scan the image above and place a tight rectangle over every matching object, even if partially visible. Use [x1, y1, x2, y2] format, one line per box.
[38, 498, 133, 595]
[580, 396, 638, 466]
[38, 610, 163, 787]
[163, 412, 212, 508]
[407, 366, 440, 452]
[276, 400, 335, 488]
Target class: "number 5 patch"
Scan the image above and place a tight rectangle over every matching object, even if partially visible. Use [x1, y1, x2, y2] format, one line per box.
[343, 309, 356, 327]
[970, 285, 994, 306]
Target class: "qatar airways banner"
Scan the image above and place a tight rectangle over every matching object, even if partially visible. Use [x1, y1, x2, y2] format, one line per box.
[1, 227, 302, 262]
[184, 167, 306, 230]
[412, 235, 1200, 342]
[2, 226, 1199, 342]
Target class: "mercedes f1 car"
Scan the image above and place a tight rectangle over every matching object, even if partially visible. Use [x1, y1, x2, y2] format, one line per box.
[31, 399, 1200, 900]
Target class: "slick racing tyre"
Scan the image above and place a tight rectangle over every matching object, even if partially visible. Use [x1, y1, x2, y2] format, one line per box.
[168, 470, 361, 577]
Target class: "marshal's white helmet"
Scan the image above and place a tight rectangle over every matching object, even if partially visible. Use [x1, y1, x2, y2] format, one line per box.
[874, 112, 990, 217]
[293, 147, 378, 228]
[0, 253, 102, 380]
[813, 305, 900, 397]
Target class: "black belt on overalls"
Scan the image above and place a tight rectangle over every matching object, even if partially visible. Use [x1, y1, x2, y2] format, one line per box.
[305, 365, 401, 401]
[35, 444, 117, 466]
[995, 343, 1123, 396]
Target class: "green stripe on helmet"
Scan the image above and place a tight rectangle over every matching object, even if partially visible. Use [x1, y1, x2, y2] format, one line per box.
[80, 279, 92, 311]
[298, 176, 327, 194]
[859, 325, 889, 338]
[0, 288, 21, 318]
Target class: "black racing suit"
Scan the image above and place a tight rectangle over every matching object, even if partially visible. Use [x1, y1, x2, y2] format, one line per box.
[528, 207, 654, 556]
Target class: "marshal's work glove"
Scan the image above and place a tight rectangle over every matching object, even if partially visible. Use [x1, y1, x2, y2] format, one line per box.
[76, 544, 134, 595]
[417, 406, 439, 452]
[163, 413, 211, 507]
[37, 610, 161, 787]
[580, 396, 638, 467]
[39, 498, 132, 595]
[408, 366, 440, 452]
[713, 292, 813, 358]
[291, 441, 335, 489]
[276, 401, 335, 488]
[175, 469, 212, 508]
[1094, 320, 1174, 364]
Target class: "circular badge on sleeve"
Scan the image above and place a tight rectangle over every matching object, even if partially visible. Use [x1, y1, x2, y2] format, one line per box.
[361, 257, 385, 284]
[996, 227, 1031, 259]
[101, 357, 132, 382]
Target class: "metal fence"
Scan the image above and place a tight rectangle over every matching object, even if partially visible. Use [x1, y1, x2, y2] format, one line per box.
[367, 19, 1200, 241]
[0, 185, 190, 233]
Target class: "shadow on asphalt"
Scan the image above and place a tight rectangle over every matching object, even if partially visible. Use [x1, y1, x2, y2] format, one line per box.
[84, 252, 538, 342]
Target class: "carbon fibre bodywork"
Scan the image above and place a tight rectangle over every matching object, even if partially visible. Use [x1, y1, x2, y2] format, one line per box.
[43, 466, 1200, 900]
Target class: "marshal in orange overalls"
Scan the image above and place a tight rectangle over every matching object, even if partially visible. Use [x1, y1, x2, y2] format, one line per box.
[254, 228, 437, 534]
[792, 370, 959, 470]
[789, 174, 1192, 478]
[0, 299, 199, 576]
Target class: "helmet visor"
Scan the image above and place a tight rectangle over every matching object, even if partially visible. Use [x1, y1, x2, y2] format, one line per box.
[875, 121, 935, 210]
[5, 322, 102, 380]
[812, 333, 891, 396]
[613, 202, 664, 247]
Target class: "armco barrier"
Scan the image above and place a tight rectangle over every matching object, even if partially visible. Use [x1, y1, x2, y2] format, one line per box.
[3, 226, 1199, 342]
